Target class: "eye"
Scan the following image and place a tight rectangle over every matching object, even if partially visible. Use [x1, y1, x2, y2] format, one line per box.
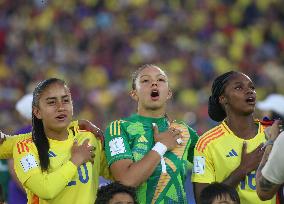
[158, 78, 166, 82]
[47, 101, 55, 105]
[141, 79, 149, 83]
[235, 86, 242, 90]
[63, 98, 70, 103]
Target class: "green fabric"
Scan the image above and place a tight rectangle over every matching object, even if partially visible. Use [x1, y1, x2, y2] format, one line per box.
[105, 114, 199, 203]
[0, 160, 10, 201]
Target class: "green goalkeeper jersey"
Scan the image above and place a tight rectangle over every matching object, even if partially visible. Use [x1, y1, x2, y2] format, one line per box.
[104, 114, 198, 204]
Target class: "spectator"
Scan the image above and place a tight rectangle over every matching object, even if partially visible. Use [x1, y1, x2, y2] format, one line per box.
[192, 71, 274, 203]
[200, 182, 240, 204]
[257, 94, 284, 121]
[95, 181, 137, 204]
[104, 64, 199, 203]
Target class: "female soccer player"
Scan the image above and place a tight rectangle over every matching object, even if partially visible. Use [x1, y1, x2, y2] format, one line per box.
[104, 64, 199, 203]
[192, 71, 275, 204]
[9, 78, 110, 204]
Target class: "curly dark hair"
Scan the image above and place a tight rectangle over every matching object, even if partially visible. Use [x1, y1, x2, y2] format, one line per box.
[95, 182, 137, 204]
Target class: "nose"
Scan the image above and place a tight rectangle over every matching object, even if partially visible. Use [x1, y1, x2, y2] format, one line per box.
[57, 101, 65, 111]
[245, 87, 255, 95]
[151, 80, 158, 87]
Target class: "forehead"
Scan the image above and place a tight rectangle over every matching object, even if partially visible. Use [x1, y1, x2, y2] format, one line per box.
[138, 66, 167, 78]
[110, 192, 134, 203]
[40, 83, 70, 98]
[227, 73, 252, 85]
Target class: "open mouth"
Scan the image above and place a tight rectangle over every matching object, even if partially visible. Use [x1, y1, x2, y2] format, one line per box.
[246, 96, 255, 104]
[56, 114, 67, 121]
[151, 90, 160, 100]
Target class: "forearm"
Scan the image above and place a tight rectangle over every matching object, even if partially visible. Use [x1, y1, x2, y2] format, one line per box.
[24, 161, 77, 199]
[222, 165, 247, 188]
[256, 145, 278, 200]
[111, 150, 161, 187]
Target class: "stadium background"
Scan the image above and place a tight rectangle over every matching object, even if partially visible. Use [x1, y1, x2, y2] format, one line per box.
[0, 0, 284, 202]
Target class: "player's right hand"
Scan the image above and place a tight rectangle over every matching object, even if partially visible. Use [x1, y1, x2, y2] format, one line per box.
[70, 139, 94, 166]
[240, 142, 264, 174]
[152, 123, 182, 151]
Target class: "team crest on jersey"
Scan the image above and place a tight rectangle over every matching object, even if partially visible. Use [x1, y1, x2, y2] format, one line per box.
[109, 137, 126, 156]
[20, 154, 38, 172]
[126, 122, 145, 136]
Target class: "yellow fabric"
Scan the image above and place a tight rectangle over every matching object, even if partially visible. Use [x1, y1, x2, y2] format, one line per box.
[13, 128, 110, 204]
[192, 120, 275, 204]
[0, 133, 30, 159]
[0, 121, 80, 159]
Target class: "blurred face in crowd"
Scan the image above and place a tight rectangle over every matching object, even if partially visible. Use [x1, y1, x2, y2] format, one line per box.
[219, 72, 256, 117]
[131, 65, 172, 115]
[33, 82, 73, 135]
[108, 192, 135, 204]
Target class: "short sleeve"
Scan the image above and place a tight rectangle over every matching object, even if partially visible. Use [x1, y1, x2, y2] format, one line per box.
[262, 132, 284, 184]
[191, 143, 215, 184]
[104, 120, 133, 166]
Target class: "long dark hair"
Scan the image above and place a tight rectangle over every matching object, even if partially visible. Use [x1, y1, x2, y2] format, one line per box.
[208, 71, 238, 122]
[32, 78, 66, 171]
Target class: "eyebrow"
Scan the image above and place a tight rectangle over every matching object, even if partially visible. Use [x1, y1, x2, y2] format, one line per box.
[140, 74, 166, 78]
[45, 95, 69, 101]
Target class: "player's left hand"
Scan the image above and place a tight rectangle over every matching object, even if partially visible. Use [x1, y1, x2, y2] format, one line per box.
[265, 120, 282, 142]
[78, 119, 104, 143]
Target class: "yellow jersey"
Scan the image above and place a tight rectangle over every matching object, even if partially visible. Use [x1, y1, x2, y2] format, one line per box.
[192, 120, 275, 204]
[13, 127, 110, 204]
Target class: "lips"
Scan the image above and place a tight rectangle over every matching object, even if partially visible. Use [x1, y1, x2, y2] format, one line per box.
[55, 114, 67, 121]
[151, 89, 160, 101]
[246, 96, 256, 105]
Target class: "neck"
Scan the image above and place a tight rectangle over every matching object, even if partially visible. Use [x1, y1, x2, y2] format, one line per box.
[225, 114, 257, 139]
[137, 107, 166, 118]
[44, 127, 69, 141]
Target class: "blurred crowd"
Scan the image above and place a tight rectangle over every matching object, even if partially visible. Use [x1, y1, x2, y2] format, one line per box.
[1, 0, 284, 136]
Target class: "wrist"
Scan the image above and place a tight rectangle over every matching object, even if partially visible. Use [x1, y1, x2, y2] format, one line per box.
[70, 158, 81, 167]
[152, 142, 167, 157]
[261, 139, 274, 151]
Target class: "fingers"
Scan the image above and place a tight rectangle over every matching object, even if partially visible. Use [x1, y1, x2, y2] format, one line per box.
[82, 139, 90, 147]
[152, 123, 159, 138]
[241, 141, 247, 156]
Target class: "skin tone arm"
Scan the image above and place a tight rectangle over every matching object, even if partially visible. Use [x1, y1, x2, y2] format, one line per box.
[256, 121, 281, 200]
[110, 125, 182, 187]
[194, 139, 264, 204]
[78, 119, 104, 143]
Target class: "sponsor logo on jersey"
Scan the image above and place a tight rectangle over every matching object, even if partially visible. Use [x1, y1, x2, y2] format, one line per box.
[226, 149, 238, 157]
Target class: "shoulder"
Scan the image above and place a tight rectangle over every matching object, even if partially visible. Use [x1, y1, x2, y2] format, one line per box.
[195, 123, 226, 152]
[14, 134, 35, 155]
